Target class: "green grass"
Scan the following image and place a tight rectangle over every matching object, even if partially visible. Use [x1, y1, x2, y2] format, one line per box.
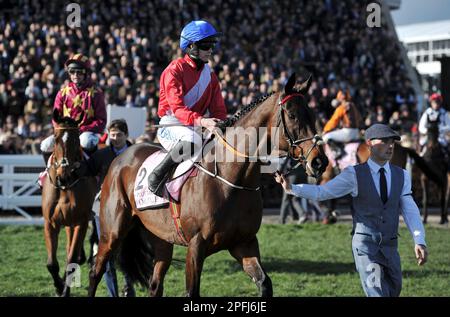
[0, 223, 448, 297]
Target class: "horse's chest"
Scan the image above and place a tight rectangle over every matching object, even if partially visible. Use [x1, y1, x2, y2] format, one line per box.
[52, 196, 81, 225]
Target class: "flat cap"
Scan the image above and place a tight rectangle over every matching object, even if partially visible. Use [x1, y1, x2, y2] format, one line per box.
[365, 123, 401, 141]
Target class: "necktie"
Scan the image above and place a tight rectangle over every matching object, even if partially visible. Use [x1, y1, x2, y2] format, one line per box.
[379, 167, 388, 204]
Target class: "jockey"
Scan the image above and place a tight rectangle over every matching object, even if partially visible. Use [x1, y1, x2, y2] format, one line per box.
[418, 93, 450, 166]
[148, 20, 228, 197]
[418, 93, 450, 148]
[40, 53, 107, 164]
[322, 90, 363, 158]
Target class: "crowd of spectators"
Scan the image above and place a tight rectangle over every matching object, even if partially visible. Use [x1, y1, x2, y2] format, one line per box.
[0, 0, 420, 154]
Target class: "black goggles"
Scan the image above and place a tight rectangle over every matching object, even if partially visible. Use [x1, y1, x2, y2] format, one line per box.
[68, 68, 86, 75]
[195, 41, 217, 51]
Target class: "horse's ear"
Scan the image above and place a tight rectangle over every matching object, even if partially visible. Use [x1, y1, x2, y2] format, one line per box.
[284, 73, 296, 95]
[53, 109, 61, 124]
[296, 74, 312, 95]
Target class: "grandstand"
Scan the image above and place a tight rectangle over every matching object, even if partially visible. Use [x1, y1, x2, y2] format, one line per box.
[0, 0, 430, 214]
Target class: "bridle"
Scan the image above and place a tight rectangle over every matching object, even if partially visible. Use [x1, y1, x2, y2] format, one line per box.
[194, 92, 324, 191]
[47, 126, 85, 190]
[277, 93, 324, 174]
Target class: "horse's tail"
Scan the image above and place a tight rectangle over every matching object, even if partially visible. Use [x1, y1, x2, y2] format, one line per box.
[118, 219, 155, 288]
[404, 147, 444, 187]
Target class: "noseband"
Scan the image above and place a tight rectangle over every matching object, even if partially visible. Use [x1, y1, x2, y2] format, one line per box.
[277, 93, 324, 173]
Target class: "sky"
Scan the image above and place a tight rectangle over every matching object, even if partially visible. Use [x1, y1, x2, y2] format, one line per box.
[391, 0, 450, 26]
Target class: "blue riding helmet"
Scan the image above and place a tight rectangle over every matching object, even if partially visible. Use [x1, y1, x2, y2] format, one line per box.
[180, 20, 221, 52]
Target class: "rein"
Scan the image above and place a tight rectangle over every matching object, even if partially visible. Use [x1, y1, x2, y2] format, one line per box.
[193, 92, 324, 190]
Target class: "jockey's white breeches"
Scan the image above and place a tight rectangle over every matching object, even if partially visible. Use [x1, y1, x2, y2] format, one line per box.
[157, 115, 203, 151]
[323, 128, 360, 143]
[40, 131, 99, 153]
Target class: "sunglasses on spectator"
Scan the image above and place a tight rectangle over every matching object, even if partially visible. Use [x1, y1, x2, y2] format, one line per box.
[196, 42, 216, 51]
[68, 69, 86, 75]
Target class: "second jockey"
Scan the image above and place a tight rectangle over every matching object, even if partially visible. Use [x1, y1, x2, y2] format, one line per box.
[418, 93, 450, 167]
[40, 53, 107, 164]
[418, 93, 450, 149]
[148, 20, 228, 197]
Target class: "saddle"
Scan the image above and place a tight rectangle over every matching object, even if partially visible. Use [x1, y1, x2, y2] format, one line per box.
[133, 148, 201, 210]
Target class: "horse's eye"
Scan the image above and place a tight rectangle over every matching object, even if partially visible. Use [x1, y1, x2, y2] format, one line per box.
[288, 113, 296, 120]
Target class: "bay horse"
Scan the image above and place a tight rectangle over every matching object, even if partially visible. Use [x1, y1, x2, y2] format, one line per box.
[419, 120, 449, 224]
[41, 110, 97, 296]
[88, 73, 328, 297]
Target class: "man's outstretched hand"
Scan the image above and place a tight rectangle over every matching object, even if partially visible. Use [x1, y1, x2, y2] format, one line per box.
[274, 171, 292, 192]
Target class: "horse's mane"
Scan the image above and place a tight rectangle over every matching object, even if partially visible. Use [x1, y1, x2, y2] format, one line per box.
[221, 92, 275, 128]
[56, 117, 79, 128]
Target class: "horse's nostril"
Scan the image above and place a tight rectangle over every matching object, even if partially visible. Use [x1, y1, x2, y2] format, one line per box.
[312, 157, 321, 168]
[311, 157, 322, 167]
[312, 156, 328, 171]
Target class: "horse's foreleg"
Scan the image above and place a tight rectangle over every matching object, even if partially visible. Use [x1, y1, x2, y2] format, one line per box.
[44, 221, 64, 296]
[61, 223, 88, 297]
[88, 234, 112, 297]
[229, 237, 273, 297]
[421, 175, 429, 224]
[88, 205, 132, 297]
[149, 239, 173, 297]
[185, 234, 206, 297]
[65, 226, 74, 256]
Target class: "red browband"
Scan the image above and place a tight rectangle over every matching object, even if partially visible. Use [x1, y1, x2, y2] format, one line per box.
[279, 93, 304, 105]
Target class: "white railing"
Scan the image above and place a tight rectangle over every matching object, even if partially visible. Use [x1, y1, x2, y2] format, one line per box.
[0, 155, 45, 219]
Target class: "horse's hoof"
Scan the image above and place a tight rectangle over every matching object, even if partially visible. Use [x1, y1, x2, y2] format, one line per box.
[53, 281, 64, 297]
[439, 218, 448, 225]
[322, 217, 337, 225]
[322, 213, 337, 225]
[61, 287, 71, 297]
[328, 216, 337, 224]
[55, 283, 64, 297]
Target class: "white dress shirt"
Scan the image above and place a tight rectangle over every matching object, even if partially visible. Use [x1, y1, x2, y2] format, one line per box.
[290, 158, 426, 246]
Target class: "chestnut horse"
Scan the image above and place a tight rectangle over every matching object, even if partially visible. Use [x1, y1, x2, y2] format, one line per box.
[41, 111, 97, 296]
[88, 74, 328, 297]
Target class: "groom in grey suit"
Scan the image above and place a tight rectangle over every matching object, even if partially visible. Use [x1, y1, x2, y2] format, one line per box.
[274, 123, 428, 297]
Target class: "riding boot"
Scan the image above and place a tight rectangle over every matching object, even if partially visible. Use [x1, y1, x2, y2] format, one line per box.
[83, 146, 98, 158]
[148, 141, 195, 197]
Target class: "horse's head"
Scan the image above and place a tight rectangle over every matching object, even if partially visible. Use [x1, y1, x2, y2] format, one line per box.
[274, 73, 328, 178]
[52, 109, 82, 186]
[426, 117, 440, 140]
